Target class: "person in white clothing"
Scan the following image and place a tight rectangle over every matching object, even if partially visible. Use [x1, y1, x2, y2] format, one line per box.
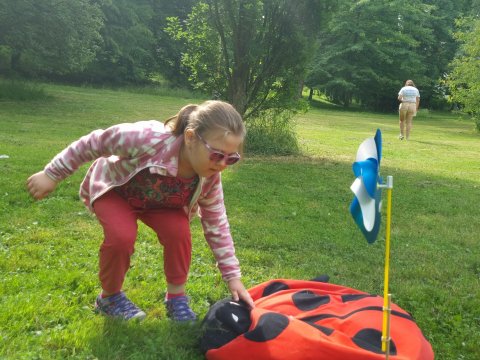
[397, 79, 420, 140]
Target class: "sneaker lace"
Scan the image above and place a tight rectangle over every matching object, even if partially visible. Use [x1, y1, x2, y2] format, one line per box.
[107, 293, 142, 319]
[167, 296, 196, 321]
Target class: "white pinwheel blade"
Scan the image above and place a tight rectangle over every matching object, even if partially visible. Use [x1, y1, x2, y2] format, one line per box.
[350, 177, 376, 232]
[356, 137, 378, 162]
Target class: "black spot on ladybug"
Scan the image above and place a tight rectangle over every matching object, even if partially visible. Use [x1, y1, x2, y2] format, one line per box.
[341, 294, 377, 303]
[352, 328, 397, 355]
[311, 274, 330, 283]
[302, 321, 334, 336]
[244, 313, 289, 342]
[299, 306, 414, 324]
[292, 290, 330, 311]
[262, 281, 290, 297]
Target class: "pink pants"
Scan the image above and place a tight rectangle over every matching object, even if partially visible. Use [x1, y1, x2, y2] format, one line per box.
[93, 191, 192, 294]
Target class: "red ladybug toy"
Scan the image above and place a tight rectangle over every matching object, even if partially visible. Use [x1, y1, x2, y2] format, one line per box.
[201, 278, 434, 360]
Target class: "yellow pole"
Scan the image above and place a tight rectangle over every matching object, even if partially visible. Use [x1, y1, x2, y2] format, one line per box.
[385, 294, 392, 359]
[381, 176, 393, 354]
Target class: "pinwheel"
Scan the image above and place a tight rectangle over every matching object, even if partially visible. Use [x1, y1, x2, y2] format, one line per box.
[350, 129, 394, 358]
[349, 129, 383, 243]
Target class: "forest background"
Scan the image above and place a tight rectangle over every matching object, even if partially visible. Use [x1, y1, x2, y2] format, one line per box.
[1, 0, 480, 127]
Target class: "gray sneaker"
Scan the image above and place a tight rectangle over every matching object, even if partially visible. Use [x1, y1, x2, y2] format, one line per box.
[95, 292, 146, 320]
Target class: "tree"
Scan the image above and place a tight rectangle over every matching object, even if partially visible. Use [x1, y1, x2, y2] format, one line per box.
[150, 0, 196, 87]
[416, 0, 476, 109]
[306, 0, 437, 111]
[0, 0, 103, 76]
[166, 0, 325, 118]
[447, 17, 480, 130]
[76, 0, 157, 84]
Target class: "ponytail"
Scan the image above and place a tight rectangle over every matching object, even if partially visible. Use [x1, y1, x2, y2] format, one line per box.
[164, 104, 199, 136]
[164, 100, 245, 139]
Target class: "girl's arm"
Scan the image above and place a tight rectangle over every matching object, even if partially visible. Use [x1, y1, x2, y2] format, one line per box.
[44, 122, 153, 182]
[198, 175, 241, 280]
[228, 278, 255, 308]
[27, 121, 157, 199]
[27, 171, 58, 200]
[198, 175, 254, 307]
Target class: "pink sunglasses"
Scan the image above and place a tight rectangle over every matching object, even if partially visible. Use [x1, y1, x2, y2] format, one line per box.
[196, 133, 241, 165]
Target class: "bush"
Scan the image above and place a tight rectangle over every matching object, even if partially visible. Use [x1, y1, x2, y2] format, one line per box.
[415, 109, 431, 119]
[0, 79, 52, 101]
[473, 117, 480, 132]
[244, 110, 299, 156]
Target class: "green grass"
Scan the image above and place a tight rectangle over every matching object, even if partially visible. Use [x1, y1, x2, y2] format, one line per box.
[1, 82, 479, 359]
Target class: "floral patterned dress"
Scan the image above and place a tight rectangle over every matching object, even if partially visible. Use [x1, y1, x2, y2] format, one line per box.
[115, 168, 199, 209]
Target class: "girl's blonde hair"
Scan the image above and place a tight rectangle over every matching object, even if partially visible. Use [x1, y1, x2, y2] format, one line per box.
[405, 79, 416, 87]
[165, 100, 246, 139]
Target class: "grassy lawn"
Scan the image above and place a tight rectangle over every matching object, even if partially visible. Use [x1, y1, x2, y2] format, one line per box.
[1, 82, 479, 359]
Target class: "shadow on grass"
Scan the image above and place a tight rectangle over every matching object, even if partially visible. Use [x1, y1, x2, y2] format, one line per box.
[411, 139, 453, 147]
[308, 98, 362, 112]
[89, 318, 205, 360]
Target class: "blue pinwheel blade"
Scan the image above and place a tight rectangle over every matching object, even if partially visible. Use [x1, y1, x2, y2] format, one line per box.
[352, 158, 378, 199]
[374, 128, 382, 165]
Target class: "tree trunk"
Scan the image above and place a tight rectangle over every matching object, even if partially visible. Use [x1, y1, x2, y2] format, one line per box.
[228, 0, 251, 116]
[230, 80, 248, 116]
[297, 79, 304, 99]
[308, 88, 314, 101]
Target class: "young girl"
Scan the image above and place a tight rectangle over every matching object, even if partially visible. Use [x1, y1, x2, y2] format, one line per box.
[27, 100, 254, 321]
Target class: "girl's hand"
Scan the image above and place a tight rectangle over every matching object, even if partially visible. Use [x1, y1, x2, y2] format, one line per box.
[27, 171, 58, 200]
[227, 278, 255, 309]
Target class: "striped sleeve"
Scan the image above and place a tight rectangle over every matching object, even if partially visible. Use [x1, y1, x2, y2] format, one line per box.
[198, 174, 241, 281]
[44, 122, 153, 181]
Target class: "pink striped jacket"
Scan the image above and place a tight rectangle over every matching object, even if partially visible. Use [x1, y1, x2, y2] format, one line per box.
[44, 120, 241, 281]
